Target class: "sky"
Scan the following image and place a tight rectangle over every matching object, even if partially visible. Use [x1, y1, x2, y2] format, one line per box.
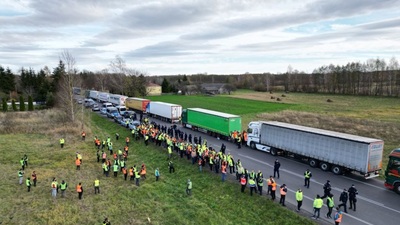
[0, 0, 399, 75]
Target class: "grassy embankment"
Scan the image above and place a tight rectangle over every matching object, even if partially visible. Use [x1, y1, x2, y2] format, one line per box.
[148, 92, 400, 173]
[0, 110, 314, 225]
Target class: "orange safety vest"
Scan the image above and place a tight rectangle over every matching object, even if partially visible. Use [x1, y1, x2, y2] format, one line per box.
[267, 178, 272, 186]
[76, 185, 82, 192]
[280, 187, 286, 195]
[335, 213, 342, 222]
[102, 153, 106, 159]
[124, 146, 128, 151]
[222, 165, 227, 174]
[140, 168, 146, 175]
[126, 137, 130, 142]
[271, 183, 277, 191]
[113, 153, 117, 159]
[122, 168, 127, 174]
[75, 158, 81, 166]
[240, 177, 246, 185]
[82, 132, 86, 137]
[243, 132, 248, 141]
[129, 169, 134, 176]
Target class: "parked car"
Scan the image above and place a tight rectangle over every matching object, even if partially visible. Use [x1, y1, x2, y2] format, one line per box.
[100, 108, 107, 115]
[128, 120, 141, 130]
[114, 114, 123, 124]
[77, 99, 83, 104]
[92, 104, 100, 111]
[106, 107, 120, 119]
[121, 110, 136, 119]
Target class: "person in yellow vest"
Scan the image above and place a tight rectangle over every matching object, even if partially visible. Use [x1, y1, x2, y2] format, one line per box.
[26, 177, 31, 192]
[248, 177, 256, 196]
[76, 182, 83, 200]
[312, 195, 323, 219]
[135, 170, 141, 186]
[334, 207, 343, 225]
[94, 179, 100, 194]
[304, 169, 312, 188]
[103, 217, 111, 225]
[186, 179, 192, 196]
[296, 188, 303, 211]
[326, 194, 335, 219]
[59, 180, 68, 197]
[60, 138, 65, 148]
[51, 178, 58, 198]
[279, 184, 287, 206]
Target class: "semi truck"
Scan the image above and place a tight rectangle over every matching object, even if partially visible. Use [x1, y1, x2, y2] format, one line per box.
[181, 108, 241, 139]
[125, 97, 150, 113]
[148, 101, 182, 123]
[247, 121, 384, 178]
[98, 92, 110, 103]
[384, 148, 400, 194]
[109, 94, 128, 106]
[89, 90, 99, 101]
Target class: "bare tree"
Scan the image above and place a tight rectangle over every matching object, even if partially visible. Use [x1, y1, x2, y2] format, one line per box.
[56, 50, 81, 122]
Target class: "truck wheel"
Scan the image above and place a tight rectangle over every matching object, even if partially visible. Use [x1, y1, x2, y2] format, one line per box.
[331, 165, 343, 175]
[320, 162, 330, 171]
[309, 159, 318, 168]
[270, 148, 277, 156]
[394, 183, 400, 195]
[250, 142, 256, 149]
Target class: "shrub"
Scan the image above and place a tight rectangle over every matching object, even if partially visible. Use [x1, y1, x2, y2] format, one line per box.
[28, 96, 34, 111]
[19, 96, 25, 111]
[12, 100, 17, 111]
[2, 98, 7, 112]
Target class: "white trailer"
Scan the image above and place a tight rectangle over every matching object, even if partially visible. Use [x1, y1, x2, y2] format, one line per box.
[109, 94, 128, 106]
[98, 92, 110, 103]
[247, 121, 384, 178]
[89, 91, 99, 101]
[148, 101, 182, 122]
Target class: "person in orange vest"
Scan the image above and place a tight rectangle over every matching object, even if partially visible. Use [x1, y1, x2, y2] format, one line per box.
[129, 167, 134, 181]
[271, 180, 277, 201]
[279, 184, 288, 206]
[76, 182, 83, 200]
[125, 137, 130, 146]
[122, 167, 127, 181]
[240, 175, 247, 193]
[334, 207, 343, 225]
[81, 131, 86, 141]
[140, 163, 147, 179]
[101, 151, 106, 163]
[75, 157, 81, 170]
[267, 176, 274, 195]
[221, 163, 227, 182]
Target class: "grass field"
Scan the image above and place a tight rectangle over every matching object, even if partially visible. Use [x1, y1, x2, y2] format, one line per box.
[0, 110, 315, 225]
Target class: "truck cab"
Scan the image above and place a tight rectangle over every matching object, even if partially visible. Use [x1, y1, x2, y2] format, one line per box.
[384, 148, 400, 194]
[247, 121, 270, 152]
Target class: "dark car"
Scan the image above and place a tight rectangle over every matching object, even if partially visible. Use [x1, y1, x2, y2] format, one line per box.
[121, 110, 136, 119]
[114, 114, 123, 123]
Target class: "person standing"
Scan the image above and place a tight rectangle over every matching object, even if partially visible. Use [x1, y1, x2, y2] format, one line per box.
[168, 161, 175, 173]
[20, 158, 25, 171]
[135, 170, 141, 186]
[116, 132, 120, 140]
[240, 175, 247, 193]
[26, 177, 31, 192]
[296, 188, 303, 211]
[155, 168, 160, 181]
[18, 169, 24, 185]
[249, 177, 256, 196]
[257, 176, 263, 195]
[60, 138, 65, 148]
[59, 180, 68, 197]
[304, 169, 312, 188]
[326, 194, 335, 219]
[81, 131, 86, 141]
[51, 178, 58, 198]
[270, 180, 277, 201]
[348, 184, 358, 211]
[321, 180, 332, 199]
[267, 176, 274, 195]
[334, 207, 343, 225]
[76, 157, 81, 170]
[312, 195, 323, 220]
[76, 182, 83, 200]
[23, 154, 28, 168]
[113, 163, 119, 177]
[338, 189, 348, 213]
[279, 184, 287, 206]
[94, 179, 100, 194]
[221, 163, 227, 182]
[122, 167, 128, 181]
[31, 171, 37, 187]
[273, 159, 280, 179]
[186, 179, 192, 196]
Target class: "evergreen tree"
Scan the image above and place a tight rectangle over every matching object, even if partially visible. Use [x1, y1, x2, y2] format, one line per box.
[46, 92, 55, 107]
[2, 98, 7, 112]
[19, 96, 25, 111]
[0, 66, 15, 94]
[51, 60, 66, 93]
[12, 99, 17, 111]
[161, 78, 170, 93]
[28, 96, 34, 111]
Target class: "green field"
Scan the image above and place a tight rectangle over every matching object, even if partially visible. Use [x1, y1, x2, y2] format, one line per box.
[0, 110, 314, 225]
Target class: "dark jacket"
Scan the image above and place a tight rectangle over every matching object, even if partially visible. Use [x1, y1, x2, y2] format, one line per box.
[339, 191, 348, 203]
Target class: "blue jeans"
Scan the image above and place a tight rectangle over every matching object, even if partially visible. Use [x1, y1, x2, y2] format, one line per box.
[222, 173, 226, 181]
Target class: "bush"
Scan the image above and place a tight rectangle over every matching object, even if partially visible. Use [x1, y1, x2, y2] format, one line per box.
[12, 100, 17, 111]
[19, 96, 25, 111]
[2, 98, 7, 112]
[28, 96, 34, 111]
[46, 92, 55, 107]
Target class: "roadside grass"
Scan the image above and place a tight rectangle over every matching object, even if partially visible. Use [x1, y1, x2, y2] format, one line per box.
[0, 110, 315, 225]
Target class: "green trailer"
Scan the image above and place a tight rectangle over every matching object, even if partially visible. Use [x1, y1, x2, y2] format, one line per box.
[181, 108, 242, 138]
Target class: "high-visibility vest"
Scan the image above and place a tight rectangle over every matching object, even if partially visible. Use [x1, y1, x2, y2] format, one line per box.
[102, 153, 106, 159]
[51, 181, 57, 188]
[304, 171, 311, 178]
[267, 178, 273, 186]
[271, 183, 276, 191]
[122, 168, 127, 174]
[94, 180, 100, 187]
[187, 181, 192, 189]
[335, 213, 342, 222]
[129, 169, 134, 176]
[240, 177, 246, 185]
[313, 198, 323, 208]
[296, 191, 303, 201]
[60, 182, 67, 190]
[82, 132, 86, 137]
[221, 165, 227, 174]
[76, 185, 82, 192]
[113, 165, 119, 172]
[26, 179, 31, 186]
[75, 159, 81, 166]
[280, 187, 287, 195]
[327, 196, 335, 207]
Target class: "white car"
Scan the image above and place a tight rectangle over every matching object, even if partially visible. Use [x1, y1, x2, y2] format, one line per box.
[100, 108, 107, 115]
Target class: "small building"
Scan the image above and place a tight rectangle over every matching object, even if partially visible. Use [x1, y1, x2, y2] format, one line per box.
[146, 83, 162, 96]
[201, 83, 228, 95]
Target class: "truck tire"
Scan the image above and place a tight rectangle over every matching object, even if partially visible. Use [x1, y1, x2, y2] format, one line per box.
[309, 159, 318, 168]
[394, 183, 400, 195]
[270, 148, 277, 156]
[320, 162, 330, 171]
[250, 142, 256, 149]
[331, 165, 343, 175]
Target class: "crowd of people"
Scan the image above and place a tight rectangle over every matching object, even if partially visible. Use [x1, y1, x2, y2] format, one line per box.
[16, 116, 359, 225]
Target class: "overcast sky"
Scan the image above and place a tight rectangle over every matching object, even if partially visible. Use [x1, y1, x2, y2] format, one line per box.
[1, 0, 399, 75]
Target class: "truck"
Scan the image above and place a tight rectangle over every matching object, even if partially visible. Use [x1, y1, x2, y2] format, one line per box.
[384, 148, 400, 194]
[109, 94, 128, 106]
[89, 90, 99, 101]
[181, 108, 241, 139]
[247, 121, 384, 178]
[125, 97, 150, 113]
[98, 92, 110, 103]
[148, 101, 182, 122]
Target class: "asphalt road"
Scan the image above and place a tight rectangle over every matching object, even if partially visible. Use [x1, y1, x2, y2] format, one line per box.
[97, 110, 400, 225]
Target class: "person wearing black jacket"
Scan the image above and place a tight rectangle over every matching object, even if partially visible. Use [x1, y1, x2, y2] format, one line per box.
[337, 189, 348, 213]
[321, 180, 332, 199]
[348, 184, 358, 211]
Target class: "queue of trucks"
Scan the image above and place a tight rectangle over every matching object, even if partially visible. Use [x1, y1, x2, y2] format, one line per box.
[81, 88, 400, 194]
